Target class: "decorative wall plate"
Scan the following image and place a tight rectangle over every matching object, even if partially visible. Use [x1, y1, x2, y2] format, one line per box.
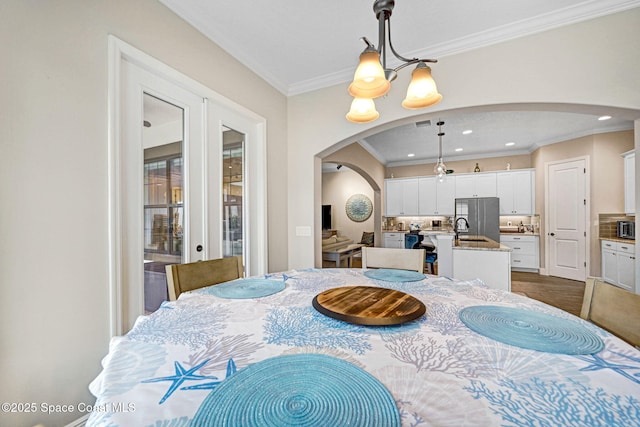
[345, 194, 372, 222]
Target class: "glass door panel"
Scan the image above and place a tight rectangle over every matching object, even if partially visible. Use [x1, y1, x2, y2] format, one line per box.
[143, 93, 184, 313]
[222, 128, 245, 262]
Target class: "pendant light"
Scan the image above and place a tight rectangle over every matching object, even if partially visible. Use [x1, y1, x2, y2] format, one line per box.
[346, 0, 442, 123]
[434, 121, 447, 182]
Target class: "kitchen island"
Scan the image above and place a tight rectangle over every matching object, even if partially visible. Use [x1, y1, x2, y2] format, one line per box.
[436, 234, 512, 291]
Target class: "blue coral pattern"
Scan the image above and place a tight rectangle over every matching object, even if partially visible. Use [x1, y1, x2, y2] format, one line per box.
[87, 269, 640, 427]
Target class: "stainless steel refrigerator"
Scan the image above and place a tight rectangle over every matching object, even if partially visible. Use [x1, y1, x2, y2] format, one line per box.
[454, 197, 500, 242]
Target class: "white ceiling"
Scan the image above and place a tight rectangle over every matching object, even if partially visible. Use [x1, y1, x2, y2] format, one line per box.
[159, 0, 639, 165]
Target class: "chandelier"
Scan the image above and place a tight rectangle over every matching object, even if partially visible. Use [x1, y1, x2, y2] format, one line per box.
[434, 121, 447, 181]
[346, 0, 443, 123]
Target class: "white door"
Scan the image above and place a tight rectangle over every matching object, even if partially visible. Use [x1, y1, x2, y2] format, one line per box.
[547, 158, 587, 281]
[122, 60, 207, 329]
[207, 101, 268, 277]
[110, 37, 267, 335]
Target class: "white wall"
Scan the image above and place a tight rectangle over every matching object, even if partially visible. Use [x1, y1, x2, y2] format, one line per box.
[0, 1, 287, 426]
[288, 8, 640, 270]
[322, 169, 375, 243]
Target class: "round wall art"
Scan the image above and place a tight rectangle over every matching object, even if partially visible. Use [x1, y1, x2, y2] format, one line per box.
[345, 194, 373, 222]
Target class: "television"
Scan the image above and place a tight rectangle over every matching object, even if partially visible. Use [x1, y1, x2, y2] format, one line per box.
[321, 205, 332, 230]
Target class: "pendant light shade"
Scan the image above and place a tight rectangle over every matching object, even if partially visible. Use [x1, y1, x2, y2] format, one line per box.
[348, 49, 391, 99]
[402, 63, 443, 110]
[434, 121, 447, 181]
[346, 97, 379, 123]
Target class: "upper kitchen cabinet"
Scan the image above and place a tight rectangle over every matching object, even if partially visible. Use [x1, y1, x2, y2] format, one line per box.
[455, 172, 497, 198]
[496, 169, 535, 215]
[418, 176, 455, 216]
[385, 178, 419, 216]
[623, 150, 635, 215]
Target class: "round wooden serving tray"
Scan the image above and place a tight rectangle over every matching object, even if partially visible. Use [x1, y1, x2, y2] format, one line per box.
[312, 286, 426, 326]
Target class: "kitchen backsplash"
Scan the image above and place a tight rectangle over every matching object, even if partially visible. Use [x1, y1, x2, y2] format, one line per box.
[384, 214, 540, 233]
[599, 213, 635, 239]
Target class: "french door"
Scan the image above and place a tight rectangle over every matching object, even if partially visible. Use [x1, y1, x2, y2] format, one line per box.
[110, 37, 267, 334]
[121, 59, 207, 329]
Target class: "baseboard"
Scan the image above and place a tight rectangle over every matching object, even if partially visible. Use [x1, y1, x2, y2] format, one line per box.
[511, 268, 540, 273]
[65, 414, 89, 427]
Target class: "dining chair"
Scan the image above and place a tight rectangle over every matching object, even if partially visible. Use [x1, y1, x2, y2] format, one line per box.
[361, 247, 425, 272]
[165, 256, 243, 300]
[405, 233, 437, 274]
[580, 277, 640, 347]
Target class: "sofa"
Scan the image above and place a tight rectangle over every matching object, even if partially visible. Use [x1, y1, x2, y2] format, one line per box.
[322, 235, 354, 252]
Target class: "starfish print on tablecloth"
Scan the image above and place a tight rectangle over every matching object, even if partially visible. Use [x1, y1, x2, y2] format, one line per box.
[142, 358, 218, 404]
[181, 359, 237, 390]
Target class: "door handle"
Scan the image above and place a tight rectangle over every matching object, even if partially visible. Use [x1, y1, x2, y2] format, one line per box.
[196, 244, 203, 252]
[549, 232, 555, 236]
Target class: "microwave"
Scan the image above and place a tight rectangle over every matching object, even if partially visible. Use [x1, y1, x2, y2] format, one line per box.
[617, 220, 635, 239]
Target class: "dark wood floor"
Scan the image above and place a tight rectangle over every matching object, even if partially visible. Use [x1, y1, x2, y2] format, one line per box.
[511, 271, 585, 316]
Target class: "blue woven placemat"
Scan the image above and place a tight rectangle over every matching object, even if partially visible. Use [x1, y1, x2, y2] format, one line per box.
[364, 268, 426, 282]
[459, 305, 604, 355]
[199, 278, 285, 299]
[191, 354, 400, 427]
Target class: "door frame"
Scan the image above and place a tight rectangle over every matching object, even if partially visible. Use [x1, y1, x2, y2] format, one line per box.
[543, 155, 590, 280]
[108, 36, 267, 336]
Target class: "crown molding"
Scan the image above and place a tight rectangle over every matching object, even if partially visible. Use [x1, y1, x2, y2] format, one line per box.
[288, 0, 640, 95]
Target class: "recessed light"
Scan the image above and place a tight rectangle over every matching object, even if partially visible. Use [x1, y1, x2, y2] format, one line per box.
[407, 153, 415, 157]
[505, 142, 515, 146]
[455, 148, 463, 152]
[462, 130, 473, 135]
[598, 115, 612, 121]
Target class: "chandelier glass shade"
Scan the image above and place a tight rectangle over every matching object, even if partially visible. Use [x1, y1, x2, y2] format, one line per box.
[348, 49, 391, 99]
[346, 0, 442, 123]
[346, 97, 380, 123]
[402, 63, 443, 110]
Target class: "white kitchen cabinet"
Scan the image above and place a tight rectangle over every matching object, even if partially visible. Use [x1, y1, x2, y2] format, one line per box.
[618, 252, 636, 290]
[383, 232, 405, 248]
[418, 176, 455, 216]
[500, 234, 539, 271]
[384, 178, 419, 216]
[601, 239, 635, 291]
[455, 172, 497, 198]
[496, 170, 535, 215]
[601, 243, 618, 285]
[623, 150, 635, 215]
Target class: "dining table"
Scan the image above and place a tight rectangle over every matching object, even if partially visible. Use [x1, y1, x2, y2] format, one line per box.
[87, 268, 640, 426]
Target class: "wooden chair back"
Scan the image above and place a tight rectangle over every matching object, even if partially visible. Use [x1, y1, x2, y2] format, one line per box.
[580, 277, 640, 347]
[361, 247, 425, 272]
[165, 256, 243, 300]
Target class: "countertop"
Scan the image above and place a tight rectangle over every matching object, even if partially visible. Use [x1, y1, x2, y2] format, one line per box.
[453, 235, 512, 252]
[600, 237, 636, 244]
[383, 228, 455, 234]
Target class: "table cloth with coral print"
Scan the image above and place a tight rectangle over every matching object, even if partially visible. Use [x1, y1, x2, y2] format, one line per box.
[88, 268, 640, 426]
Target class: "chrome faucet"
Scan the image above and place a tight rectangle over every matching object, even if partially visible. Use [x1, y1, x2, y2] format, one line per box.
[454, 217, 470, 241]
